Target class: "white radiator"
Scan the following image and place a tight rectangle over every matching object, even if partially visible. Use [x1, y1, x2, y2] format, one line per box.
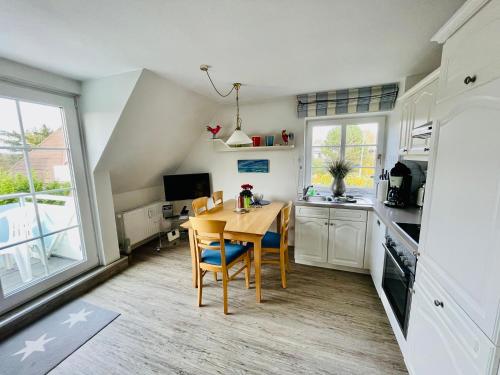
[116, 201, 166, 254]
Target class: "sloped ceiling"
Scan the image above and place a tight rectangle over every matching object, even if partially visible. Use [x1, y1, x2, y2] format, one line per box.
[95, 69, 218, 193]
[0, 0, 465, 101]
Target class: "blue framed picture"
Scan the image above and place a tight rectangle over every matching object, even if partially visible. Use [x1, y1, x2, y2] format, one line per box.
[237, 159, 269, 173]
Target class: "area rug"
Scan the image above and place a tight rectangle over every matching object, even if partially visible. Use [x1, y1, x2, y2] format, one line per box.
[0, 299, 120, 375]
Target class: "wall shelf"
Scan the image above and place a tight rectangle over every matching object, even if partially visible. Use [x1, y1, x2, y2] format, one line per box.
[211, 138, 295, 152]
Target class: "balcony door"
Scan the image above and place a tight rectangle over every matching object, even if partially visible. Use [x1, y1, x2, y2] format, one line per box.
[0, 81, 98, 315]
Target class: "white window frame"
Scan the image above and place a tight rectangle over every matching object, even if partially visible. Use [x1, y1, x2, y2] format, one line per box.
[0, 81, 99, 314]
[304, 114, 386, 195]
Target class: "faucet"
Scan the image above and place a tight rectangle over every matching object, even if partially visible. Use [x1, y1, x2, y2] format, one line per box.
[302, 185, 313, 200]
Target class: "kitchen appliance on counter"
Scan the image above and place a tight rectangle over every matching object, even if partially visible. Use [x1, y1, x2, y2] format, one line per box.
[384, 162, 412, 208]
[382, 223, 420, 337]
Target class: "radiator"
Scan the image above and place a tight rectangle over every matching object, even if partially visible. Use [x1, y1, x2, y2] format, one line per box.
[116, 201, 166, 254]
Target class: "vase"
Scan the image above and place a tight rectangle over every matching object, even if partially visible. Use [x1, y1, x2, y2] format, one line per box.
[331, 177, 346, 197]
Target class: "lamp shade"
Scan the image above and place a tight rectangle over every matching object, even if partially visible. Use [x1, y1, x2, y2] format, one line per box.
[226, 129, 253, 146]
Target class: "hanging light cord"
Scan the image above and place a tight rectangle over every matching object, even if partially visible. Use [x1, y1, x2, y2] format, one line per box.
[203, 69, 235, 98]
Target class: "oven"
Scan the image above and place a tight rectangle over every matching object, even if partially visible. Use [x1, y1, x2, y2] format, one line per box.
[382, 232, 416, 338]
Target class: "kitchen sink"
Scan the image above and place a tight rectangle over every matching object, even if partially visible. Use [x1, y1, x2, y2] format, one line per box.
[304, 196, 327, 202]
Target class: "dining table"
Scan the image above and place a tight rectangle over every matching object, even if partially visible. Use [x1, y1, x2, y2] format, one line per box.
[180, 199, 284, 303]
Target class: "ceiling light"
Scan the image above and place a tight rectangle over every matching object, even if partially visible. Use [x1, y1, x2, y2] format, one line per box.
[200, 66, 252, 146]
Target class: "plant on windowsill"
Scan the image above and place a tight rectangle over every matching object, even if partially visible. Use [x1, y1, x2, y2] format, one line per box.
[327, 160, 352, 197]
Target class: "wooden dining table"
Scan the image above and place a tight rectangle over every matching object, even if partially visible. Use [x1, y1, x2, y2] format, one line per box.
[180, 199, 284, 303]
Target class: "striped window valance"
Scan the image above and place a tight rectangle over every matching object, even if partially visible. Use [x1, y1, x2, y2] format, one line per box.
[297, 83, 399, 118]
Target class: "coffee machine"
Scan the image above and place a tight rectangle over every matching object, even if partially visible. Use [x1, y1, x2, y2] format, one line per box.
[384, 162, 412, 208]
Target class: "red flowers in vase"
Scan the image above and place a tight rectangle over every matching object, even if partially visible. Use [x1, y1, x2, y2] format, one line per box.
[240, 184, 253, 197]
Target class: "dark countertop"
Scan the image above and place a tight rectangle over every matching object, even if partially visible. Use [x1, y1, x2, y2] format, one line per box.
[295, 198, 422, 251]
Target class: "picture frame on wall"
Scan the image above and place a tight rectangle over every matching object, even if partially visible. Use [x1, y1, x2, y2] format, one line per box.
[237, 159, 269, 173]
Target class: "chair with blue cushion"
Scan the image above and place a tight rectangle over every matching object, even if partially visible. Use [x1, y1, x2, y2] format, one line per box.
[190, 217, 251, 314]
[260, 201, 292, 288]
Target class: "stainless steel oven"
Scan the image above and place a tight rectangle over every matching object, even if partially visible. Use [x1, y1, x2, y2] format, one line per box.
[382, 225, 418, 337]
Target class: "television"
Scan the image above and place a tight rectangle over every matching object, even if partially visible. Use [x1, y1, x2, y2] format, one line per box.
[163, 173, 211, 201]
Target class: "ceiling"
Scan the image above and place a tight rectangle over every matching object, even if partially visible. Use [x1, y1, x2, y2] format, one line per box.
[1, 0, 464, 101]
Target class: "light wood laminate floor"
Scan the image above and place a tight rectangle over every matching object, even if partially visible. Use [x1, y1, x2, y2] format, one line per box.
[51, 240, 407, 375]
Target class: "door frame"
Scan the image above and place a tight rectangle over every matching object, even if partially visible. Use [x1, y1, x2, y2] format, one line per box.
[0, 81, 99, 314]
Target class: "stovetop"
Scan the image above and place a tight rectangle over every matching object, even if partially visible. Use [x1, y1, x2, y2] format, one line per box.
[395, 222, 421, 245]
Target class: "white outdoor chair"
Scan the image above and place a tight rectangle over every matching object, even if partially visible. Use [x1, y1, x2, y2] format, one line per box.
[0, 207, 42, 283]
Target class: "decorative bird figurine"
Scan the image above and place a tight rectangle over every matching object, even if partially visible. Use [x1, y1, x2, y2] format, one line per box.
[206, 124, 222, 139]
[281, 130, 289, 145]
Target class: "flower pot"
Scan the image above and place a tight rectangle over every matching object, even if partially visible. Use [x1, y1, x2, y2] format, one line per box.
[331, 177, 346, 197]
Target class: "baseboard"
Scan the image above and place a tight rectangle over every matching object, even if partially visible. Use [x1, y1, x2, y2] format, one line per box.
[0, 256, 129, 340]
[294, 258, 370, 274]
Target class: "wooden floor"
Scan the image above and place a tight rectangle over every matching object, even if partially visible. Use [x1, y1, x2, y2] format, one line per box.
[51, 240, 407, 375]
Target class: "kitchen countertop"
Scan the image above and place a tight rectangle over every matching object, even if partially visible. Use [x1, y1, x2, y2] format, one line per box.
[295, 197, 422, 251]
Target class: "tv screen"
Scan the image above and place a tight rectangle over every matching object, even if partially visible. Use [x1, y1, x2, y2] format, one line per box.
[163, 173, 211, 201]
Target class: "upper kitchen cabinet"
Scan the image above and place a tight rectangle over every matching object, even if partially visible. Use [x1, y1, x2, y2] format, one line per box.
[398, 69, 439, 161]
[435, 0, 500, 104]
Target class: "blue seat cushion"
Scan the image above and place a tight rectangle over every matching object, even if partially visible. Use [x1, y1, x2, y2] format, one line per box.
[262, 231, 281, 248]
[201, 242, 249, 265]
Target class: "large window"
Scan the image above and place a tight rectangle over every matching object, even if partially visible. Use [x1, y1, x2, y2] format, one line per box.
[305, 116, 385, 192]
[0, 81, 98, 314]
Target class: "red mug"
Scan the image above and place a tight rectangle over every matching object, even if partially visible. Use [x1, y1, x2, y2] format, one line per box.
[252, 136, 261, 147]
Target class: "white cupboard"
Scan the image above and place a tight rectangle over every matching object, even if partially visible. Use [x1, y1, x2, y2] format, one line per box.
[418, 85, 500, 345]
[366, 212, 386, 296]
[407, 264, 497, 375]
[398, 69, 439, 159]
[328, 220, 366, 268]
[294, 206, 367, 271]
[437, 0, 500, 104]
[294, 216, 329, 263]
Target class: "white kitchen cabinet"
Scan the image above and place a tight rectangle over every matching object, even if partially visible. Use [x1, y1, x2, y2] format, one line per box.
[418, 82, 500, 345]
[398, 100, 412, 155]
[407, 263, 497, 375]
[407, 79, 437, 155]
[397, 69, 439, 159]
[438, 0, 500, 104]
[365, 212, 386, 296]
[294, 215, 329, 263]
[294, 206, 368, 271]
[327, 220, 366, 269]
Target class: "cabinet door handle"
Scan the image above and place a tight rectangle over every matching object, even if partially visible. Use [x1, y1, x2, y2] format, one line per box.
[376, 219, 380, 226]
[464, 75, 477, 85]
[324, 222, 328, 226]
[330, 223, 334, 226]
[424, 147, 430, 152]
[434, 299, 444, 308]
[403, 148, 408, 152]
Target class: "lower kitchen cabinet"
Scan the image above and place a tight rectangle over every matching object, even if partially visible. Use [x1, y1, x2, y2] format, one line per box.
[294, 206, 368, 271]
[406, 263, 498, 375]
[365, 212, 386, 296]
[327, 220, 366, 268]
[294, 215, 329, 263]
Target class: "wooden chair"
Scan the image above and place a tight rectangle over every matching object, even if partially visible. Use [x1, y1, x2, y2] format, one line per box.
[190, 217, 251, 314]
[212, 191, 223, 206]
[259, 201, 293, 288]
[192, 197, 209, 216]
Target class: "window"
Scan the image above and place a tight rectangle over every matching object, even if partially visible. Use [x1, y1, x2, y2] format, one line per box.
[305, 116, 385, 192]
[0, 81, 98, 314]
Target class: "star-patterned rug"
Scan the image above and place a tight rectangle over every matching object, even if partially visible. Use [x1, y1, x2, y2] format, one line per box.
[0, 299, 119, 375]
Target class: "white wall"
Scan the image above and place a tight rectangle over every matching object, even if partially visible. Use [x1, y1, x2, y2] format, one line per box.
[80, 70, 142, 171]
[177, 97, 303, 202]
[384, 102, 402, 168]
[99, 69, 218, 194]
[113, 185, 164, 213]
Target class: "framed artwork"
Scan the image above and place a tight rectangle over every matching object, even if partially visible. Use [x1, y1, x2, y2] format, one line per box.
[237, 159, 269, 173]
